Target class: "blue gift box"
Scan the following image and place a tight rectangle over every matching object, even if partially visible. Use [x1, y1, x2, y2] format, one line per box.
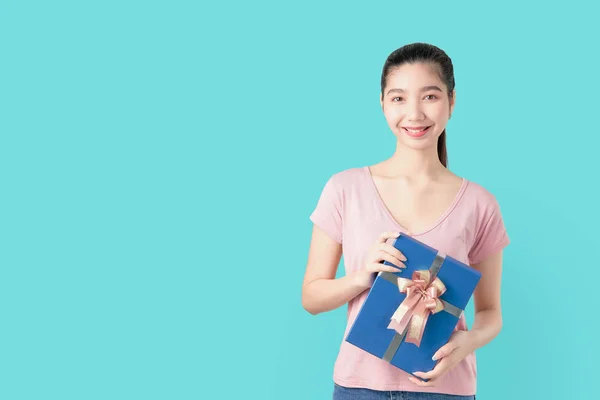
[345, 233, 481, 377]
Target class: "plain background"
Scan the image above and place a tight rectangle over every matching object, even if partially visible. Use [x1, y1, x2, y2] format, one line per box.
[1, 1, 598, 399]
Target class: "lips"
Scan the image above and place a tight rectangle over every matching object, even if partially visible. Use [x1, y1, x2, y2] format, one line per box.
[402, 125, 432, 137]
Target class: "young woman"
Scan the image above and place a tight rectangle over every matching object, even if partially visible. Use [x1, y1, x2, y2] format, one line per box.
[302, 43, 509, 400]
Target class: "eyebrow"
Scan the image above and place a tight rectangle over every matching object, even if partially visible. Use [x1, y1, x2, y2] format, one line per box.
[386, 86, 443, 95]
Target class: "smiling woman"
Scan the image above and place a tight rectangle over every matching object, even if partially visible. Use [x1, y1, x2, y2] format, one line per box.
[379, 48, 455, 167]
[388, 85, 442, 138]
[302, 43, 509, 400]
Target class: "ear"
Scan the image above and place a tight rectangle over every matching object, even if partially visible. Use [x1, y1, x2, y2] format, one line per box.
[380, 93, 384, 110]
[449, 90, 456, 118]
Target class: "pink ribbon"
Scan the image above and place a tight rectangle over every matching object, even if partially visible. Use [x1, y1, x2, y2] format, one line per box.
[387, 270, 446, 347]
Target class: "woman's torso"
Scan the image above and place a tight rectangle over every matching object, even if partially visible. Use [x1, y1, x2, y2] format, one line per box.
[330, 166, 480, 396]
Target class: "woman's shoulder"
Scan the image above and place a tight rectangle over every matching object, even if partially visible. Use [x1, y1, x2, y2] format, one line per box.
[461, 175, 504, 209]
[322, 166, 369, 187]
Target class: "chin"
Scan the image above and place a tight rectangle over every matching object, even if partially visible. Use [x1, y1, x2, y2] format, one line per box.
[396, 134, 439, 149]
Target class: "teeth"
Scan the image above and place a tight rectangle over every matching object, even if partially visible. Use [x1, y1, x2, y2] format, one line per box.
[406, 127, 428, 132]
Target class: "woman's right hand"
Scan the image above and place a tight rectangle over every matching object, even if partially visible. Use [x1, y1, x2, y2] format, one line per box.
[353, 231, 408, 290]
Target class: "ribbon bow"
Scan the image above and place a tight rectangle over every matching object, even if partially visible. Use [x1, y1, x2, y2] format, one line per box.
[387, 270, 447, 347]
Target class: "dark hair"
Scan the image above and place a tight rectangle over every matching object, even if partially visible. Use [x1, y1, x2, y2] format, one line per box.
[380, 43, 455, 168]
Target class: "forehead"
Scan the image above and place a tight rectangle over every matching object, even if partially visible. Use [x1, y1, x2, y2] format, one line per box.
[386, 62, 443, 89]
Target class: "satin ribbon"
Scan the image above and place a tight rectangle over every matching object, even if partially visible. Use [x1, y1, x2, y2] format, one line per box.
[387, 270, 447, 347]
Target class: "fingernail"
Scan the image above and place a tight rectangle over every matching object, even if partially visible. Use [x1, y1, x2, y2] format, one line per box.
[432, 354, 438, 361]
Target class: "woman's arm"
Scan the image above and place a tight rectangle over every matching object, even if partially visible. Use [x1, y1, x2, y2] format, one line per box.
[301, 225, 367, 315]
[469, 250, 504, 349]
[302, 227, 405, 315]
[410, 249, 506, 386]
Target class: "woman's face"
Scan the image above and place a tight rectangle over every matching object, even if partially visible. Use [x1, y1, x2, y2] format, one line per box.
[380, 62, 455, 150]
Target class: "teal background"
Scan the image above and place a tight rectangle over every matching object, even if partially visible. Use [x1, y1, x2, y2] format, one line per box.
[1, 1, 597, 399]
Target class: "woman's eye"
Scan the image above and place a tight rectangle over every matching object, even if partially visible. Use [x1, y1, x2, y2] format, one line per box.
[392, 95, 436, 102]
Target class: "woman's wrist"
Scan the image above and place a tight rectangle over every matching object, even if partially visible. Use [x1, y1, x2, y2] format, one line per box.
[466, 309, 503, 351]
[349, 269, 374, 292]
[303, 273, 370, 315]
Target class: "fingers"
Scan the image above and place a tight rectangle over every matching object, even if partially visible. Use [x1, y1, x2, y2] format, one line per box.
[408, 375, 436, 387]
[376, 231, 400, 243]
[412, 369, 437, 380]
[377, 252, 406, 269]
[380, 243, 407, 263]
[432, 342, 457, 361]
[370, 231, 409, 270]
[368, 262, 404, 274]
[410, 358, 451, 387]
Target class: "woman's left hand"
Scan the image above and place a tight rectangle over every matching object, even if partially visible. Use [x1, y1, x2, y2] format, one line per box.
[409, 330, 475, 387]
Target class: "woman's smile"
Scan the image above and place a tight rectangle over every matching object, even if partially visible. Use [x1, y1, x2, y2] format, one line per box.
[402, 125, 432, 138]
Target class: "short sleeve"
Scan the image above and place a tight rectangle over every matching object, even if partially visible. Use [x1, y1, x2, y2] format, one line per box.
[309, 174, 343, 244]
[468, 198, 510, 265]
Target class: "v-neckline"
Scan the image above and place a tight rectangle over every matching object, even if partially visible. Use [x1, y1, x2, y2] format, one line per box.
[364, 165, 468, 236]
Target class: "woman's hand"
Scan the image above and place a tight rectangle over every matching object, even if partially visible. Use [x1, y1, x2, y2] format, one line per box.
[409, 330, 475, 387]
[352, 231, 408, 290]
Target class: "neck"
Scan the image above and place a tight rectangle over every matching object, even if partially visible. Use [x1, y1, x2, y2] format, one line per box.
[384, 141, 446, 182]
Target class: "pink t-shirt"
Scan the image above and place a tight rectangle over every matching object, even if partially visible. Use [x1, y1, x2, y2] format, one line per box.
[309, 166, 510, 396]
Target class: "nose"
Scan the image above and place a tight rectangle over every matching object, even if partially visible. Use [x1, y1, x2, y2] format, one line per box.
[407, 101, 425, 121]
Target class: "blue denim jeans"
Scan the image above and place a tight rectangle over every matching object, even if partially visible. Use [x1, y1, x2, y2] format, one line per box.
[333, 383, 475, 400]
